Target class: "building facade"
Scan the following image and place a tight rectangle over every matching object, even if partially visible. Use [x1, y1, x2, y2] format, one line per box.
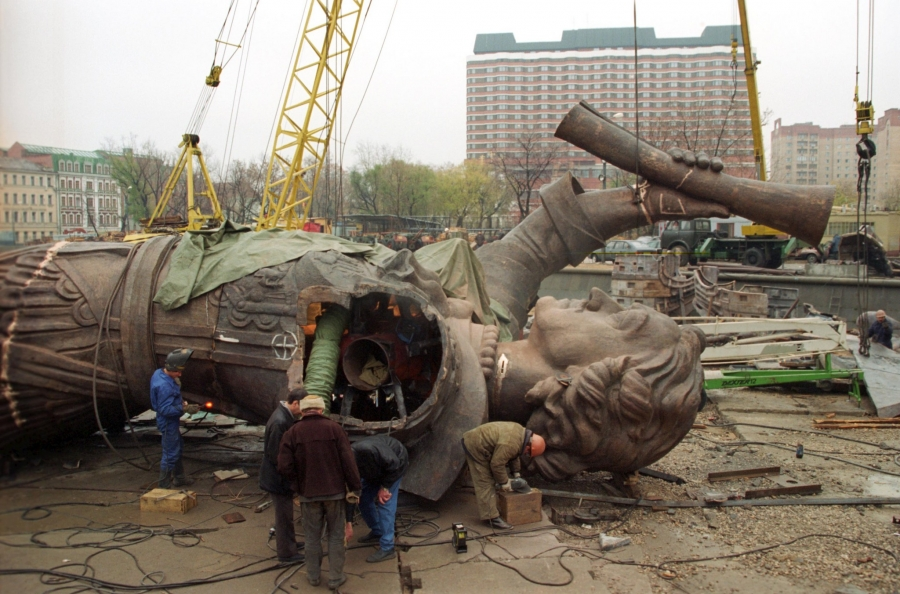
[770, 108, 900, 209]
[5, 143, 124, 236]
[466, 26, 756, 193]
[0, 158, 58, 244]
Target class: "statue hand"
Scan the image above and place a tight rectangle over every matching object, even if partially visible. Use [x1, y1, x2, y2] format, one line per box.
[667, 148, 724, 172]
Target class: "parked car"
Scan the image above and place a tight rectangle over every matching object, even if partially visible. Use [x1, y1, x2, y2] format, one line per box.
[590, 239, 660, 263]
[789, 245, 824, 264]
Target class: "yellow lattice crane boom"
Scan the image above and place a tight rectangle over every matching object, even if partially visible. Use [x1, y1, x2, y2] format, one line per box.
[256, 0, 365, 231]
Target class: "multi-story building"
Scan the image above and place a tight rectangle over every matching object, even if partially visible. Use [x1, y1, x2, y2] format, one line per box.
[0, 158, 58, 244]
[467, 26, 755, 194]
[5, 143, 124, 235]
[770, 108, 900, 209]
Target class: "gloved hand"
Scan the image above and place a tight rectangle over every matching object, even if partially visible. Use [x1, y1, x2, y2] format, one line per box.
[500, 479, 513, 492]
[184, 404, 201, 415]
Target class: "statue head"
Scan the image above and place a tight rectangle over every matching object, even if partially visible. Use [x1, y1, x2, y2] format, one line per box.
[507, 289, 705, 480]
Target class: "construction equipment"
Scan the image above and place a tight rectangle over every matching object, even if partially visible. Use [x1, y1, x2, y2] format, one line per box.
[142, 134, 223, 233]
[256, 0, 365, 231]
[733, 0, 780, 239]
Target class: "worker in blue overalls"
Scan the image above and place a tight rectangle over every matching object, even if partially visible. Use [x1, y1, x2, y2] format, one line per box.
[150, 348, 198, 488]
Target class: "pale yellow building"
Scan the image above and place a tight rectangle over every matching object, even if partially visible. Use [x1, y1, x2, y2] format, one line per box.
[0, 157, 58, 245]
[825, 208, 900, 255]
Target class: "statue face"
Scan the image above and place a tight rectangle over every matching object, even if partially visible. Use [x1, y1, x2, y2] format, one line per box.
[519, 290, 704, 480]
[525, 289, 684, 370]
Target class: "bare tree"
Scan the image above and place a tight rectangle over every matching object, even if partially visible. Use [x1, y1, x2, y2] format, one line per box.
[102, 136, 175, 229]
[218, 155, 267, 224]
[491, 132, 559, 220]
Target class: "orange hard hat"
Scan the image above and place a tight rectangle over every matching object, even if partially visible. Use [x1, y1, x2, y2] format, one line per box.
[528, 434, 546, 457]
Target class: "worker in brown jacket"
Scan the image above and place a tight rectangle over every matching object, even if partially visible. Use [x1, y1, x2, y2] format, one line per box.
[277, 395, 361, 590]
[461, 422, 546, 530]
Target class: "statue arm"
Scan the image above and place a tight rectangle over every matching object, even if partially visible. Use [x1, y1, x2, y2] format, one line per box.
[477, 178, 729, 335]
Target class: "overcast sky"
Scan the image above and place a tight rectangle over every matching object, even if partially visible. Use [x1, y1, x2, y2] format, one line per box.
[1, 0, 897, 172]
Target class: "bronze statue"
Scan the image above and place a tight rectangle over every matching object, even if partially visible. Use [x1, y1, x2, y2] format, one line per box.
[0, 104, 834, 500]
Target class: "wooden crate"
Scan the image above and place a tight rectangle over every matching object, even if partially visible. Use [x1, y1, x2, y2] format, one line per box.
[498, 489, 542, 525]
[140, 488, 197, 514]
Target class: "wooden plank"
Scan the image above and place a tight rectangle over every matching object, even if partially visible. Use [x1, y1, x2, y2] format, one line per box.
[814, 423, 900, 429]
[814, 418, 900, 424]
[745, 484, 822, 498]
[708, 466, 781, 482]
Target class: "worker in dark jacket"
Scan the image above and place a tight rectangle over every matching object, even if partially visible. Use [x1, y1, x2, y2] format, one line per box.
[150, 348, 198, 488]
[259, 388, 304, 564]
[278, 395, 361, 590]
[351, 435, 408, 563]
[868, 309, 893, 349]
[462, 422, 546, 530]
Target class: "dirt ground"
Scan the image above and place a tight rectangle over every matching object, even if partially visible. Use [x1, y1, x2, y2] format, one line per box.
[1, 384, 898, 593]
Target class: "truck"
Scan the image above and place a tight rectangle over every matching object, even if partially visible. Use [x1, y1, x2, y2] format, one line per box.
[660, 219, 797, 269]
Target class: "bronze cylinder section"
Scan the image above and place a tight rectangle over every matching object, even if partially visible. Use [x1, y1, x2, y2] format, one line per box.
[555, 102, 835, 246]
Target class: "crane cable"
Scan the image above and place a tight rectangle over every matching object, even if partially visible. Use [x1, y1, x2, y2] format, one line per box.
[220, 0, 260, 198]
[185, 0, 263, 136]
[854, 0, 876, 357]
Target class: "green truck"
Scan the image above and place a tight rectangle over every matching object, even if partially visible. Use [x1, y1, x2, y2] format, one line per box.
[660, 219, 798, 268]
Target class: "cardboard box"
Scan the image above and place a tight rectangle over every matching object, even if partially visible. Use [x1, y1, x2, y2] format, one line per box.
[140, 488, 197, 514]
[498, 488, 542, 525]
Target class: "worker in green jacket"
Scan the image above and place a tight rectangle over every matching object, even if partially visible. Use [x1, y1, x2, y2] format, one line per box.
[461, 422, 546, 530]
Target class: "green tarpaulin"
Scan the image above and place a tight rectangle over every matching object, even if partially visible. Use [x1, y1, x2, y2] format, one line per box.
[153, 223, 512, 341]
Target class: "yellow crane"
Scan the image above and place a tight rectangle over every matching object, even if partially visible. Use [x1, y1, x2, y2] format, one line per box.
[256, 0, 365, 231]
[142, 133, 224, 233]
[734, 0, 780, 237]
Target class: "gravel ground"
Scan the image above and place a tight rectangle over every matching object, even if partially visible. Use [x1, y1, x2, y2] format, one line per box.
[532, 402, 900, 594]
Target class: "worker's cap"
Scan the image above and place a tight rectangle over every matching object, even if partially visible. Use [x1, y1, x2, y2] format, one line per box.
[164, 348, 194, 372]
[299, 395, 327, 412]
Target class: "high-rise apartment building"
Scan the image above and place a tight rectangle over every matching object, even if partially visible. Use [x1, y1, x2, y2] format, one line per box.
[770, 108, 900, 209]
[466, 26, 755, 192]
[0, 158, 58, 244]
[5, 143, 124, 236]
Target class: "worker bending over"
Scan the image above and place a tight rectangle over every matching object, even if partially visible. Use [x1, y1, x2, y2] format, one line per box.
[461, 422, 546, 530]
[868, 309, 893, 349]
[351, 435, 409, 563]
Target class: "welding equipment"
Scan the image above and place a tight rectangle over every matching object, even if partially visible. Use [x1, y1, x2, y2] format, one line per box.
[451, 523, 467, 554]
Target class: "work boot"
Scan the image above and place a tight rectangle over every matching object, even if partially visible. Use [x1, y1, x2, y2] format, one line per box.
[158, 468, 173, 489]
[488, 517, 513, 530]
[327, 574, 347, 590]
[172, 460, 194, 487]
[357, 530, 381, 544]
[366, 548, 396, 563]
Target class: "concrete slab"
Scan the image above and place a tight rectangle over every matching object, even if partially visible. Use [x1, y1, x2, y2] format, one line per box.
[848, 335, 900, 417]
